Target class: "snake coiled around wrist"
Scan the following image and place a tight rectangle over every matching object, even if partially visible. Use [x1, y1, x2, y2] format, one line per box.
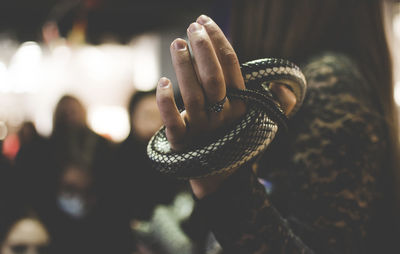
[147, 58, 307, 179]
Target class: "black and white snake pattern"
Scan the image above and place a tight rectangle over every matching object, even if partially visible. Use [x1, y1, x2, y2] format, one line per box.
[147, 58, 307, 179]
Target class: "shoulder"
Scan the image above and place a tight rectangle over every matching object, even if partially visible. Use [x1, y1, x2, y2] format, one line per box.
[301, 52, 363, 85]
[297, 52, 376, 110]
[290, 52, 386, 148]
[300, 52, 374, 98]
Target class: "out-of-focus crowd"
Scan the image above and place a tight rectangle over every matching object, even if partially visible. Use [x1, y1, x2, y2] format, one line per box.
[0, 91, 219, 254]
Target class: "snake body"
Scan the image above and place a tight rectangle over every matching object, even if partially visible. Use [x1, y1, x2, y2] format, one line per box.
[147, 58, 307, 179]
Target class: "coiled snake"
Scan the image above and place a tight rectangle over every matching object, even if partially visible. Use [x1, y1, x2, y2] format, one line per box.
[147, 58, 307, 179]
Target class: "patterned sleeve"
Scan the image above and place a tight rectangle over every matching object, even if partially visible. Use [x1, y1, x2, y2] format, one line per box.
[195, 53, 389, 253]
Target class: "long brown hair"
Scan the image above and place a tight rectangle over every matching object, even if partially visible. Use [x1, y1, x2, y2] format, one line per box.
[230, 0, 400, 246]
[231, 0, 394, 114]
[52, 94, 88, 133]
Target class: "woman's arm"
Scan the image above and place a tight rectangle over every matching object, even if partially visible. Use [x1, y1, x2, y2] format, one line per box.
[155, 14, 387, 253]
[194, 54, 388, 253]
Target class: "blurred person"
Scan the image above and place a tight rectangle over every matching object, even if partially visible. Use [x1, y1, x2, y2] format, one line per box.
[116, 90, 218, 253]
[52, 95, 86, 130]
[17, 122, 41, 147]
[0, 210, 51, 254]
[43, 160, 133, 254]
[129, 90, 165, 143]
[153, 0, 399, 253]
[15, 95, 94, 212]
[12, 120, 46, 201]
[50, 94, 92, 163]
[17, 121, 45, 152]
[14, 94, 133, 253]
[0, 140, 12, 171]
[48, 95, 132, 253]
[114, 90, 185, 222]
[0, 140, 19, 219]
[56, 162, 97, 220]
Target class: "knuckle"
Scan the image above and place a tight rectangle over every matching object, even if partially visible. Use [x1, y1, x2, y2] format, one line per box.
[166, 123, 182, 133]
[220, 47, 239, 66]
[173, 53, 190, 66]
[185, 96, 203, 110]
[203, 75, 222, 87]
[204, 23, 218, 36]
[156, 93, 172, 107]
[192, 37, 209, 50]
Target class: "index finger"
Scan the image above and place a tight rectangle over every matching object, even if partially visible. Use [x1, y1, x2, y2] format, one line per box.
[196, 15, 245, 90]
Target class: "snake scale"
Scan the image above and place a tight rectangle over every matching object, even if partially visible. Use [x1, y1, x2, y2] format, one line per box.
[147, 58, 307, 179]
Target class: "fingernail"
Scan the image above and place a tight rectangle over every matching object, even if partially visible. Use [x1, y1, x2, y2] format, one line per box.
[174, 39, 186, 51]
[197, 15, 211, 25]
[188, 22, 203, 33]
[159, 78, 169, 88]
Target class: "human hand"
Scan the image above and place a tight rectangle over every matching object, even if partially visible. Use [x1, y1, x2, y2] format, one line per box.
[156, 15, 296, 198]
[156, 15, 247, 151]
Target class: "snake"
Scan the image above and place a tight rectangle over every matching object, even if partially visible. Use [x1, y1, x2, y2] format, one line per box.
[147, 58, 307, 179]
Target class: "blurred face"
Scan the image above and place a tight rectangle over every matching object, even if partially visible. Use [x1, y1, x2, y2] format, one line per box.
[1, 218, 50, 254]
[18, 124, 36, 145]
[60, 165, 92, 192]
[57, 166, 95, 219]
[55, 99, 86, 128]
[131, 95, 163, 142]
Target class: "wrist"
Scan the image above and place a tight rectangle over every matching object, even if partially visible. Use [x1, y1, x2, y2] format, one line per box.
[189, 169, 237, 199]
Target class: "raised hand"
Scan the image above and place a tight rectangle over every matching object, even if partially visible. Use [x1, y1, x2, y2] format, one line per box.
[156, 15, 296, 198]
[156, 15, 248, 151]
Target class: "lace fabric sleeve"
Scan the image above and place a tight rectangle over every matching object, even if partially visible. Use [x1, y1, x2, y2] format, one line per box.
[195, 53, 389, 253]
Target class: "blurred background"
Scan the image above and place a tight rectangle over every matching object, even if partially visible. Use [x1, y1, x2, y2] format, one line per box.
[0, 0, 397, 144]
[0, 1, 229, 254]
[0, 0, 399, 254]
[0, 0, 228, 143]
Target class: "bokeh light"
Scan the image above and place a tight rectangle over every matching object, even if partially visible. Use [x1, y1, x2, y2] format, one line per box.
[394, 12, 400, 40]
[88, 105, 130, 142]
[395, 81, 400, 107]
[8, 42, 42, 93]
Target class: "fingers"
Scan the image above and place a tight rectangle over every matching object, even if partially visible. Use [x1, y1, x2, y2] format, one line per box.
[269, 82, 297, 116]
[196, 15, 245, 90]
[187, 22, 227, 106]
[159, 15, 246, 150]
[156, 78, 186, 149]
[170, 38, 206, 120]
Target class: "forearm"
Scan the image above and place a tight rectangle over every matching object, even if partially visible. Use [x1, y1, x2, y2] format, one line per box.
[190, 53, 387, 254]
[195, 167, 314, 254]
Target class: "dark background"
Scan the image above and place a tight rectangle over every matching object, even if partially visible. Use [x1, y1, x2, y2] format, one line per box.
[0, 0, 228, 44]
